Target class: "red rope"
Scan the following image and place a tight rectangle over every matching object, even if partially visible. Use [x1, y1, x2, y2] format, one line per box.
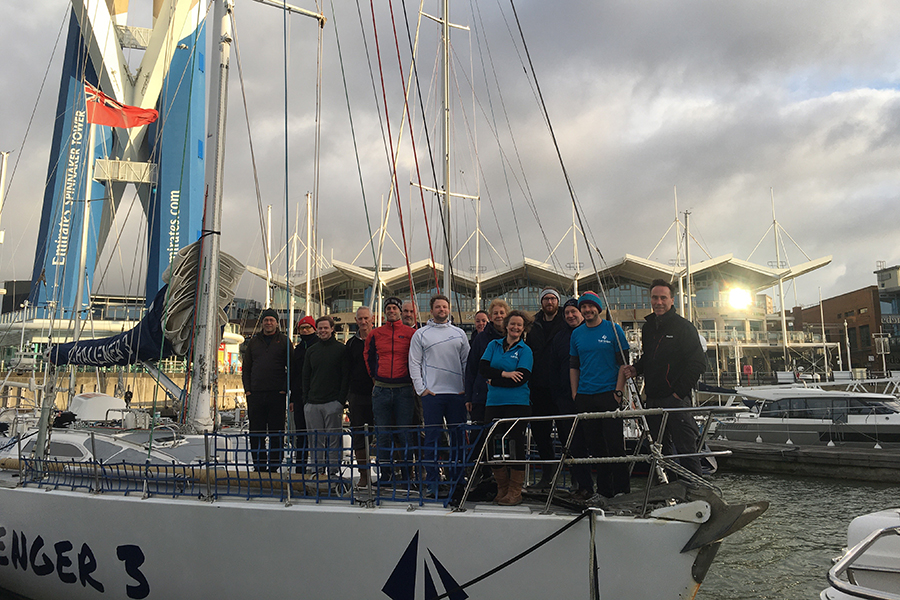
[369, 1, 416, 297]
[387, 0, 441, 293]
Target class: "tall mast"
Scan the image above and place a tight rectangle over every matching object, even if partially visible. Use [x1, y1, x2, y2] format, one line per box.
[188, 0, 233, 432]
[674, 187, 684, 315]
[265, 204, 272, 308]
[772, 188, 789, 368]
[475, 192, 481, 310]
[684, 210, 692, 323]
[441, 0, 452, 301]
[306, 191, 313, 317]
[69, 124, 97, 406]
[0, 151, 9, 311]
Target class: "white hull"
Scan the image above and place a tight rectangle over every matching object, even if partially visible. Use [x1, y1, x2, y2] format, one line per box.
[0, 486, 712, 600]
[822, 508, 900, 600]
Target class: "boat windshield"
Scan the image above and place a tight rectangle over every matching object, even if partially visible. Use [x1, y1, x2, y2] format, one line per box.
[759, 397, 900, 419]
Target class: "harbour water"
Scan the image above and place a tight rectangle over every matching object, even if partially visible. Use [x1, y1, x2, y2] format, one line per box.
[698, 471, 899, 600]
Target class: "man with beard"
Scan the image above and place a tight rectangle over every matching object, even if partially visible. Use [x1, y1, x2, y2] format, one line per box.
[570, 291, 631, 498]
[623, 279, 707, 476]
[242, 308, 291, 472]
[525, 288, 567, 489]
[365, 297, 418, 484]
[550, 298, 595, 499]
[409, 294, 470, 497]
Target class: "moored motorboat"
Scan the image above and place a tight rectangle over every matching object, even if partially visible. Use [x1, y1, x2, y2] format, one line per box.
[707, 386, 900, 481]
[821, 508, 900, 600]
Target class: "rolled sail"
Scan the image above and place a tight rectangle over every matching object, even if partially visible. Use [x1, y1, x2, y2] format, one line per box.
[48, 241, 245, 366]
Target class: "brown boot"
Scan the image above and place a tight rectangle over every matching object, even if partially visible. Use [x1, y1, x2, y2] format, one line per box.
[492, 468, 510, 504]
[498, 469, 525, 506]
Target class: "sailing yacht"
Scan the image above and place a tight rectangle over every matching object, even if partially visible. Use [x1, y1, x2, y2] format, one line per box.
[0, 1, 767, 599]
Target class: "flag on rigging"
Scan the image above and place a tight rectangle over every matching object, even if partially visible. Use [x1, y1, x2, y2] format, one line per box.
[84, 83, 158, 128]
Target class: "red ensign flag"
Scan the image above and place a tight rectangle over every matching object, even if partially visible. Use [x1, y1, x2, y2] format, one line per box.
[84, 83, 159, 128]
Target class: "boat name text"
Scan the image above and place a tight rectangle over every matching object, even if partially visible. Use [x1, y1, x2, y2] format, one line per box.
[0, 526, 149, 599]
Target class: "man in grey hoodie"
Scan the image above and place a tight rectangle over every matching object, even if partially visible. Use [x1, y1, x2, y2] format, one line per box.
[408, 294, 470, 495]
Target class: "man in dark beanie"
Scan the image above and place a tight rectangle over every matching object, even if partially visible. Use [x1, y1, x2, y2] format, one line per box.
[242, 308, 292, 472]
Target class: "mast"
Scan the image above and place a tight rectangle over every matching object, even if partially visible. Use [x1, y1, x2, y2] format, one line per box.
[69, 123, 97, 406]
[674, 187, 684, 315]
[0, 151, 8, 311]
[475, 192, 481, 310]
[441, 0, 451, 301]
[187, 0, 233, 432]
[572, 204, 579, 297]
[306, 191, 312, 318]
[772, 188, 789, 368]
[265, 204, 272, 308]
[684, 210, 692, 323]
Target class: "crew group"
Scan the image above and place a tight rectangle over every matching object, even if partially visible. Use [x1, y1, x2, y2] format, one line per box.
[241, 279, 708, 505]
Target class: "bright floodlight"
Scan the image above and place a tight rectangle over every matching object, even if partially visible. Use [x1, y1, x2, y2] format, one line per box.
[728, 288, 753, 310]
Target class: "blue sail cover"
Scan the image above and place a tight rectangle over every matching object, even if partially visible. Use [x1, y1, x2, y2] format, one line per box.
[48, 286, 175, 366]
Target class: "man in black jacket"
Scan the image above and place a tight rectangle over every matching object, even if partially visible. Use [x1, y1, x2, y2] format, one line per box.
[624, 279, 707, 476]
[525, 288, 567, 489]
[290, 315, 318, 473]
[345, 306, 375, 487]
[242, 308, 292, 472]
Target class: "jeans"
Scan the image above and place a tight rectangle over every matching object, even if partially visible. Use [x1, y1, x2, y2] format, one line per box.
[421, 393, 467, 484]
[371, 385, 416, 470]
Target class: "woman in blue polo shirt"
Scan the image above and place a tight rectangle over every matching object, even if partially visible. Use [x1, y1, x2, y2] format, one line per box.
[479, 310, 533, 506]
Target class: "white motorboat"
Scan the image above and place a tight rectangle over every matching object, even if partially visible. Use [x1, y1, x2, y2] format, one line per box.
[821, 508, 900, 600]
[712, 386, 900, 449]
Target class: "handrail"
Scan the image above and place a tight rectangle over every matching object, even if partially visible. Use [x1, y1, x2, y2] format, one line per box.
[458, 405, 746, 512]
[827, 525, 900, 600]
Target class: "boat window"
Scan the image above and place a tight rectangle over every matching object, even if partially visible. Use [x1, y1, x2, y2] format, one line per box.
[804, 398, 831, 419]
[831, 399, 849, 423]
[789, 398, 809, 418]
[760, 399, 791, 418]
[84, 438, 124, 461]
[857, 399, 900, 415]
[106, 448, 157, 464]
[20, 440, 85, 458]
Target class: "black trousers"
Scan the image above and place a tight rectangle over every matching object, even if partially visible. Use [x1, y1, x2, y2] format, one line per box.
[248, 391, 286, 469]
[645, 394, 702, 476]
[554, 393, 594, 493]
[528, 386, 558, 463]
[574, 391, 630, 497]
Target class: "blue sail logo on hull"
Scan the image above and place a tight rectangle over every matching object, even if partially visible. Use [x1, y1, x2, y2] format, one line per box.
[383, 531, 468, 600]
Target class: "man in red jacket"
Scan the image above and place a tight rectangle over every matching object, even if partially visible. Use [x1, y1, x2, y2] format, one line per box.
[364, 297, 418, 483]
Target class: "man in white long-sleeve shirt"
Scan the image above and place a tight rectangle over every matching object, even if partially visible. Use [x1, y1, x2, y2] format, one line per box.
[408, 294, 469, 496]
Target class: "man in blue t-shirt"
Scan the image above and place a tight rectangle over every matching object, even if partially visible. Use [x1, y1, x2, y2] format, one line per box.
[569, 291, 630, 499]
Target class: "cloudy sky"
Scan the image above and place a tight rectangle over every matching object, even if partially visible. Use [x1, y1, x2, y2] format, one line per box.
[2, 0, 899, 311]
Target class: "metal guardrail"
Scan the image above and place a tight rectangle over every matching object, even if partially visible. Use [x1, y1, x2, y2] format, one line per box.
[827, 525, 900, 600]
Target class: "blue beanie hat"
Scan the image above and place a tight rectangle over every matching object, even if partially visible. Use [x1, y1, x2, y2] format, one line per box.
[578, 291, 603, 310]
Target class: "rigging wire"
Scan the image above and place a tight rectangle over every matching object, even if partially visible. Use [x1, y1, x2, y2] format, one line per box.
[387, 0, 440, 293]
[367, 0, 417, 297]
